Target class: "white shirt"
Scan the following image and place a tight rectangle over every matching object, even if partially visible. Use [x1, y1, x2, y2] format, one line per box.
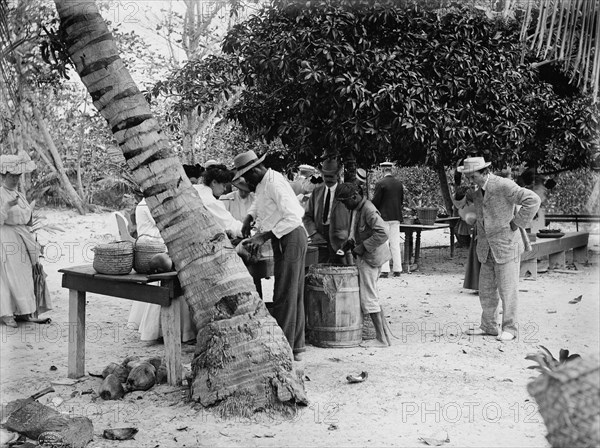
[248, 168, 305, 238]
[322, 183, 337, 225]
[220, 190, 255, 222]
[193, 184, 243, 237]
[135, 199, 163, 243]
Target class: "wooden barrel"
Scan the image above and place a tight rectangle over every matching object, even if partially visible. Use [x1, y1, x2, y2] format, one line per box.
[305, 264, 362, 348]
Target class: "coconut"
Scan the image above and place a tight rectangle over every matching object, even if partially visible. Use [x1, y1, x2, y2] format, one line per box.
[121, 355, 140, 368]
[102, 362, 129, 383]
[98, 374, 125, 400]
[144, 357, 162, 372]
[126, 362, 156, 391]
[155, 364, 168, 384]
[149, 253, 173, 273]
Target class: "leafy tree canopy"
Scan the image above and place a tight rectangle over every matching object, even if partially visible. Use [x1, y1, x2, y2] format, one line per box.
[221, 0, 598, 172]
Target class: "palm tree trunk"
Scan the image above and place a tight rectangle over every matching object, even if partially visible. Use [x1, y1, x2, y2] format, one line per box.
[53, 0, 307, 412]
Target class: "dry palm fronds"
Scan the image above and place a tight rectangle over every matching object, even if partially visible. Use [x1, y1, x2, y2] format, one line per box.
[520, 0, 599, 100]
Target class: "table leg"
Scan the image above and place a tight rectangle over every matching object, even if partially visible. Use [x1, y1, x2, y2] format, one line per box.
[415, 231, 422, 264]
[68, 289, 86, 379]
[160, 296, 182, 386]
[402, 231, 411, 271]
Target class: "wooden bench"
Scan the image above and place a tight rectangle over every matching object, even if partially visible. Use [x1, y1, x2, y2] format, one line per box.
[520, 231, 589, 279]
[545, 214, 600, 231]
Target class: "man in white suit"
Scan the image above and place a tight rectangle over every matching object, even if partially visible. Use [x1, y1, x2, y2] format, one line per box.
[454, 157, 540, 341]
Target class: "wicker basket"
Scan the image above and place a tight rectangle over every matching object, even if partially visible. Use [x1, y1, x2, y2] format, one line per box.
[528, 357, 600, 448]
[92, 241, 134, 275]
[415, 206, 438, 226]
[134, 237, 167, 274]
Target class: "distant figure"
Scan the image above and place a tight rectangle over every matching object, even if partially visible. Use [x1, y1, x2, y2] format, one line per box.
[356, 168, 367, 196]
[303, 159, 351, 264]
[290, 164, 318, 207]
[455, 157, 540, 342]
[338, 183, 391, 348]
[183, 163, 203, 185]
[372, 161, 404, 278]
[220, 178, 255, 222]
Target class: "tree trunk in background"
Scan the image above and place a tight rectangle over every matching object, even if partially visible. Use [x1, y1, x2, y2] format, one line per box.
[54, 0, 306, 412]
[32, 104, 87, 215]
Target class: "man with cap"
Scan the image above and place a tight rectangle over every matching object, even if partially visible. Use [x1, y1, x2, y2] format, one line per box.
[303, 159, 351, 264]
[290, 164, 318, 205]
[220, 178, 255, 222]
[338, 182, 391, 348]
[356, 168, 368, 195]
[454, 156, 540, 341]
[233, 150, 308, 361]
[372, 161, 404, 277]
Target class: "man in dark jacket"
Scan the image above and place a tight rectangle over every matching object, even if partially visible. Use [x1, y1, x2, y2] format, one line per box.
[372, 162, 404, 277]
[303, 159, 351, 264]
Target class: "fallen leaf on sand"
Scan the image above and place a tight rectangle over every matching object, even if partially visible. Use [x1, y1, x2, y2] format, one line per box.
[419, 430, 449, 446]
[328, 424, 338, 430]
[546, 309, 557, 314]
[568, 295, 582, 304]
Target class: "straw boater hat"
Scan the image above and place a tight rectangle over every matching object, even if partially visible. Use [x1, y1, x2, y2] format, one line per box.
[457, 157, 492, 174]
[232, 150, 266, 180]
[356, 168, 367, 184]
[0, 154, 36, 175]
[320, 159, 340, 175]
[298, 164, 316, 175]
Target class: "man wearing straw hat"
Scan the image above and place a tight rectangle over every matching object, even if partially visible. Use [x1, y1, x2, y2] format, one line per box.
[233, 150, 307, 361]
[372, 161, 405, 278]
[337, 182, 391, 348]
[303, 158, 351, 264]
[454, 156, 540, 342]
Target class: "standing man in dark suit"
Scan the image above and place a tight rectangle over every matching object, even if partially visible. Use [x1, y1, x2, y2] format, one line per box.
[303, 159, 351, 264]
[372, 161, 404, 278]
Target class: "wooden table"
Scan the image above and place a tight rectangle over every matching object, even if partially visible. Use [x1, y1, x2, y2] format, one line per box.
[60, 249, 318, 386]
[400, 222, 453, 271]
[59, 265, 185, 386]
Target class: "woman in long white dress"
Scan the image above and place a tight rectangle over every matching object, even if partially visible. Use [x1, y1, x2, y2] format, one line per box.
[127, 164, 243, 342]
[1, 154, 52, 327]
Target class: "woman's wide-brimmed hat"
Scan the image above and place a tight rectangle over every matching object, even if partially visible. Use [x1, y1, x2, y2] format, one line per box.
[232, 150, 266, 180]
[457, 157, 491, 174]
[0, 154, 36, 175]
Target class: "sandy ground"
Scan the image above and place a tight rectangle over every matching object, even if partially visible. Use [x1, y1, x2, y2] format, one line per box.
[1, 208, 599, 448]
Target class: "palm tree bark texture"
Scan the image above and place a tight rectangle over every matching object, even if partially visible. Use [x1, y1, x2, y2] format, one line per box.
[53, 0, 307, 412]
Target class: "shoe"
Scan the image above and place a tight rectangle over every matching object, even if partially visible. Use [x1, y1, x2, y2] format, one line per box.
[393, 272, 402, 277]
[379, 272, 389, 278]
[496, 331, 515, 341]
[465, 328, 497, 336]
[2, 316, 17, 328]
[293, 353, 303, 362]
[359, 339, 389, 348]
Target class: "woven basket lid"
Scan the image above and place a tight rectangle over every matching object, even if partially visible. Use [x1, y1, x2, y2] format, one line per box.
[93, 241, 134, 253]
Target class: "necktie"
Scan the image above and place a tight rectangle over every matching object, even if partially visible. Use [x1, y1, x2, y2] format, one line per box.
[322, 188, 331, 224]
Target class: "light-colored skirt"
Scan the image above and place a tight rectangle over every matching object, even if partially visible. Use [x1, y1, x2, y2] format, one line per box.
[127, 301, 196, 342]
[1, 225, 51, 317]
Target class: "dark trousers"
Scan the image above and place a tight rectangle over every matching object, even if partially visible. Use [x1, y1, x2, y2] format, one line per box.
[271, 226, 307, 354]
